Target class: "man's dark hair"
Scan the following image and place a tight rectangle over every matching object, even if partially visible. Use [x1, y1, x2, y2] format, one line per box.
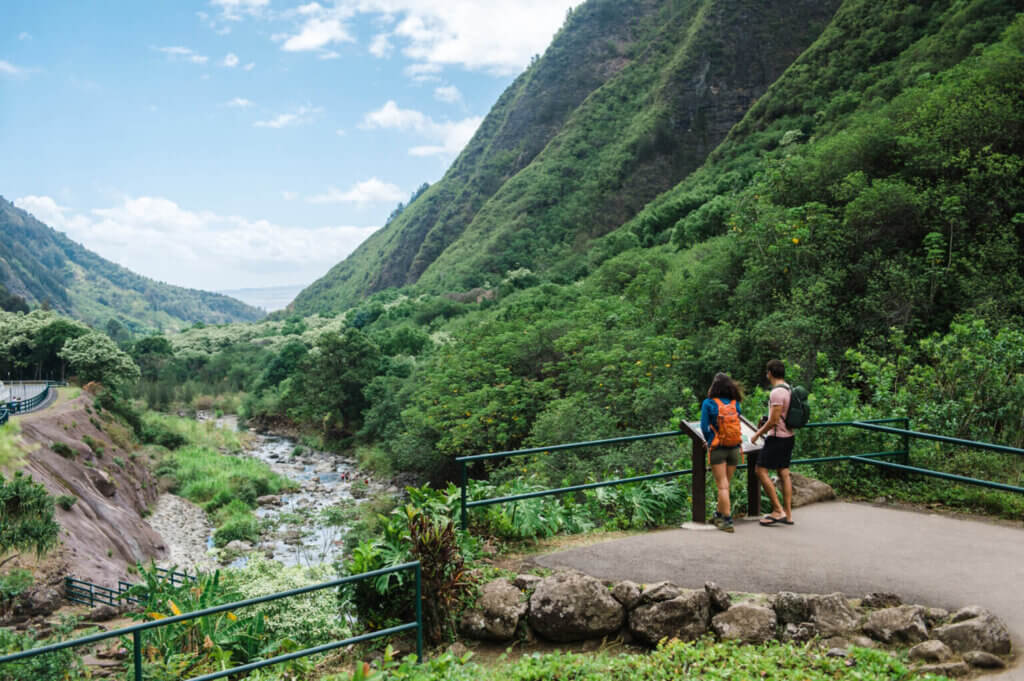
[766, 359, 786, 379]
[708, 372, 743, 401]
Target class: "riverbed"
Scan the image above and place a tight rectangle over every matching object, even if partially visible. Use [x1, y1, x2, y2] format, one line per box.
[149, 414, 395, 572]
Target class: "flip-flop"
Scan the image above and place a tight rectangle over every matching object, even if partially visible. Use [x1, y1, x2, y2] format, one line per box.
[759, 515, 784, 526]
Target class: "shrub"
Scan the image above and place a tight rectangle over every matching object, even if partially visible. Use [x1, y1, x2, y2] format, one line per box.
[55, 495, 77, 511]
[81, 435, 104, 456]
[51, 442, 75, 459]
[212, 512, 260, 547]
[0, 616, 88, 681]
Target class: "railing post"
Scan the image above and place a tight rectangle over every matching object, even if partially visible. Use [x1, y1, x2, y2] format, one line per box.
[133, 630, 143, 681]
[902, 418, 910, 467]
[691, 438, 705, 524]
[460, 462, 468, 531]
[89, 582, 95, 607]
[414, 562, 424, 663]
[747, 449, 760, 519]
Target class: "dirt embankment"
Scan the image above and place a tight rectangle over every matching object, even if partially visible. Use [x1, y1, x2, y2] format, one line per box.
[8, 391, 167, 588]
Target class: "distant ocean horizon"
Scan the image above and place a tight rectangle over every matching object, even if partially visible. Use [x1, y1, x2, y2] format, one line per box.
[219, 284, 305, 313]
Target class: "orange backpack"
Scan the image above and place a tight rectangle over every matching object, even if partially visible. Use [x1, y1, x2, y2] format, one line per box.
[710, 398, 742, 449]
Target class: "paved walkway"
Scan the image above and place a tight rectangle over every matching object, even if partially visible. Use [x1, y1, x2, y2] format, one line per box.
[536, 501, 1024, 679]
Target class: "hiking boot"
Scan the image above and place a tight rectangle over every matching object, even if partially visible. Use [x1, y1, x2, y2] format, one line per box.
[713, 515, 734, 533]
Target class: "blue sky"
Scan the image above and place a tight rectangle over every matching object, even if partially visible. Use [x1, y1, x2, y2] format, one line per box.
[1, 0, 578, 291]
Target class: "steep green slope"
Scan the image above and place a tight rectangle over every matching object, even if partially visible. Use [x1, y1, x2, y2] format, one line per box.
[0, 197, 265, 331]
[292, 0, 841, 315]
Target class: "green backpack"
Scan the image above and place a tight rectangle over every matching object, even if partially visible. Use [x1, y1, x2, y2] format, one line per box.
[781, 383, 811, 429]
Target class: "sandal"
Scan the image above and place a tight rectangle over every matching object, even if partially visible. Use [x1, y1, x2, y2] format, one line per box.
[760, 515, 785, 526]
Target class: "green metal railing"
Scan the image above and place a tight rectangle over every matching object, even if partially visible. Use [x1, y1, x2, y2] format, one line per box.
[0, 407, 7, 426]
[457, 416, 1023, 529]
[2, 562, 424, 681]
[3, 383, 51, 416]
[65, 568, 196, 607]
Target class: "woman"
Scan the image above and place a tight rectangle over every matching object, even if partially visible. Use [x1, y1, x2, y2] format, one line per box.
[699, 373, 744, 533]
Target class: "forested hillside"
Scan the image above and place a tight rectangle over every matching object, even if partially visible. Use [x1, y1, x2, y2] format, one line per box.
[291, 0, 842, 315]
[132, 0, 1022, 512]
[0, 197, 264, 332]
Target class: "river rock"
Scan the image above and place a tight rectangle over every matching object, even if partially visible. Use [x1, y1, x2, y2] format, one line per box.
[527, 571, 624, 642]
[908, 640, 953, 663]
[640, 581, 684, 604]
[256, 495, 281, 506]
[704, 582, 731, 613]
[224, 540, 253, 553]
[460, 579, 528, 641]
[773, 591, 809, 625]
[790, 473, 835, 507]
[819, 634, 876, 652]
[963, 651, 1006, 669]
[16, 587, 62, 616]
[923, 607, 949, 627]
[934, 608, 1011, 654]
[810, 593, 860, 636]
[629, 589, 710, 646]
[711, 601, 776, 643]
[612, 581, 642, 610]
[862, 605, 928, 644]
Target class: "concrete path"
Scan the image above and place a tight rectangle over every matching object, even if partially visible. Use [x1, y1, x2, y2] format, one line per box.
[535, 501, 1024, 679]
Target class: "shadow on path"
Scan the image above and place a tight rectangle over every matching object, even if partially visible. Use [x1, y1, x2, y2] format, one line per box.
[535, 501, 1024, 679]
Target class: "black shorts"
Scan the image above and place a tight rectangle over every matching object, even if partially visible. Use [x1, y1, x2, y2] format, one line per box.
[759, 436, 794, 470]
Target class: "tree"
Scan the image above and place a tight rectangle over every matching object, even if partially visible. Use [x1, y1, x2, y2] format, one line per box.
[59, 332, 141, 389]
[31, 318, 90, 381]
[287, 329, 380, 436]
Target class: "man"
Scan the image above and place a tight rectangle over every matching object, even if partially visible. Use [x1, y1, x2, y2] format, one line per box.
[749, 359, 795, 525]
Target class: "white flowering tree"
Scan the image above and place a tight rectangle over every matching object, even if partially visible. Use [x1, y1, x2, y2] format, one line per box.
[59, 332, 140, 389]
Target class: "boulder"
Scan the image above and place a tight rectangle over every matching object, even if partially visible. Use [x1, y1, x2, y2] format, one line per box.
[513, 574, 542, 592]
[611, 581, 642, 610]
[915, 662, 970, 677]
[528, 571, 624, 642]
[629, 589, 710, 646]
[862, 605, 929, 644]
[908, 640, 953, 663]
[711, 602, 776, 644]
[780, 622, 817, 643]
[819, 634, 876, 652]
[16, 587, 62, 616]
[224, 540, 253, 553]
[640, 581, 684, 604]
[255, 495, 281, 506]
[809, 593, 860, 637]
[466, 579, 529, 641]
[861, 592, 902, 609]
[924, 608, 949, 627]
[933, 608, 1011, 655]
[962, 651, 1006, 669]
[88, 604, 120, 622]
[790, 473, 835, 507]
[704, 582, 731, 614]
[773, 591, 809, 625]
[950, 605, 987, 623]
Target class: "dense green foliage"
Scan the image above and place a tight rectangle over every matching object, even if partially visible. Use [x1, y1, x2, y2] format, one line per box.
[0, 617, 90, 681]
[0, 196, 264, 332]
[291, 0, 841, 314]
[0, 471, 60, 563]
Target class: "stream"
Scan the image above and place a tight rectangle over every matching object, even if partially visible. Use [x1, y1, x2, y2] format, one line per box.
[196, 414, 397, 569]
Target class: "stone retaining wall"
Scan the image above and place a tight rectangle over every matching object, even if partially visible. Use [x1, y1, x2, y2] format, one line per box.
[460, 570, 1014, 677]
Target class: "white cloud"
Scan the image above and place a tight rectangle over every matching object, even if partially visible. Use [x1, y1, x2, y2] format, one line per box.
[226, 97, 254, 108]
[361, 100, 481, 157]
[0, 60, 27, 77]
[210, 0, 269, 21]
[281, 7, 355, 52]
[434, 84, 461, 103]
[155, 46, 209, 64]
[18, 32, 32, 41]
[404, 62, 441, 82]
[307, 178, 405, 204]
[223, 52, 240, 67]
[14, 194, 377, 290]
[318, 50, 341, 60]
[254, 105, 323, 128]
[369, 33, 393, 58]
[281, 191, 299, 201]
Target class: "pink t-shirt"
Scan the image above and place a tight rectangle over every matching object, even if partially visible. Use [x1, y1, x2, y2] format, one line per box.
[769, 385, 794, 438]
